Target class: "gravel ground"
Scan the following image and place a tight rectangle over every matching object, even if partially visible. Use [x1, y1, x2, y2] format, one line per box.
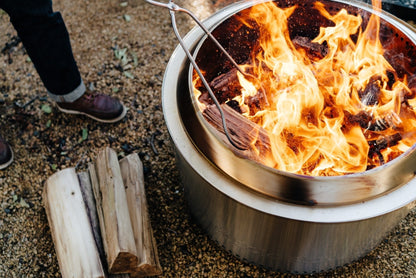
[1, 0, 416, 277]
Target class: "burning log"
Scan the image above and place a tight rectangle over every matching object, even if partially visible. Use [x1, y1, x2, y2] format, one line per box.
[383, 50, 413, 78]
[203, 103, 271, 161]
[196, 67, 242, 104]
[368, 133, 402, 164]
[89, 148, 139, 274]
[346, 110, 373, 129]
[292, 36, 328, 60]
[205, 66, 269, 115]
[345, 109, 402, 132]
[210, 67, 240, 92]
[119, 154, 162, 277]
[359, 76, 382, 106]
[408, 74, 416, 97]
[43, 168, 106, 278]
[245, 89, 269, 115]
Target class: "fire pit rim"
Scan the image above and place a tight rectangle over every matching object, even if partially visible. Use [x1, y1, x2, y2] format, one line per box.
[162, 24, 416, 223]
[190, 0, 416, 181]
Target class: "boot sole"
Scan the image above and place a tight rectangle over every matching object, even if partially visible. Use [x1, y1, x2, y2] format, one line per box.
[57, 104, 127, 123]
[0, 149, 13, 170]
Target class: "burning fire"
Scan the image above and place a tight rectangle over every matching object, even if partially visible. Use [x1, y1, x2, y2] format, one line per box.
[193, 0, 416, 176]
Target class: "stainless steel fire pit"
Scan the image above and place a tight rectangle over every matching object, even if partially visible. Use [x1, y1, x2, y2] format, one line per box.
[187, 0, 416, 205]
[161, 0, 416, 273]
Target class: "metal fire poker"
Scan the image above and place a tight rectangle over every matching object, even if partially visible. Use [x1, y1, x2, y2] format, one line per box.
[145, 0, 251, 150]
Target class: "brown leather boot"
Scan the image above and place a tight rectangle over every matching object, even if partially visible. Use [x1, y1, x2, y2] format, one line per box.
[56, 91, 127, 123]
[0, 135, 13, 170]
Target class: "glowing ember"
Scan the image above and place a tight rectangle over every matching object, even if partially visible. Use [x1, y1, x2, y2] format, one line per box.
[193, 0, 416, 176]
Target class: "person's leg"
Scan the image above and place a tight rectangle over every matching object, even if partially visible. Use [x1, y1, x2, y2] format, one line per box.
[0, 0, 126, 123]
[1, 0, 83, 99]
[0, 0, 126, 169]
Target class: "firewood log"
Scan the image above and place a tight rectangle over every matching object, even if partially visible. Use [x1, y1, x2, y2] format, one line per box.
[196, 67, 242, 106]
[292, 36, 328, 60]
[120, 154, 162, 277]
[89, 147, 138, 274]
[78, 172, 129, 278]
[210, 67, 240, 92]
[203, 103, 271, 162]
[43, 168, 106, 278]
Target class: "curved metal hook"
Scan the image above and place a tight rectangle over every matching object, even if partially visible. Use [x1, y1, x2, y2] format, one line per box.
[145, 0, 249, 150]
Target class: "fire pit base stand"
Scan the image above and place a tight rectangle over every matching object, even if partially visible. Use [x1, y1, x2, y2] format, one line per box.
[175, 150, 416, 273]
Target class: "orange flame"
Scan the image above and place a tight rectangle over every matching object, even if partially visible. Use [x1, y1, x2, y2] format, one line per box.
[195, 1, 416, 176]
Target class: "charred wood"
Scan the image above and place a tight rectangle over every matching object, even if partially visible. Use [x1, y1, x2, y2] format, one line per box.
[384, 50, 413, 78]
[408, 74, 416, 97]
[359, 75, 382, 106]
[346, 110, 374, 130]
[210, 67, 240, 92]
[368, 133, 402, 164]
[292, 36, 328, 60]
[245, 89, 269, 116]
[226, 99, 243, 114]
[197, 67, 242, 105]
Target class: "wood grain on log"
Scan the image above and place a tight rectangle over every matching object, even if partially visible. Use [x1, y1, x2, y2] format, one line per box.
[203, 104, 271, 162]
[43, 168, 105, 278]
[78, 172, 130, 278]
[120, 154, 162, 277]
[89, 147, 138, 274]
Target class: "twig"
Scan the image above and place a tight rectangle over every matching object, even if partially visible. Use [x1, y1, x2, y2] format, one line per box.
[150, 133, 159, 155]
[75, 150, 88, 170]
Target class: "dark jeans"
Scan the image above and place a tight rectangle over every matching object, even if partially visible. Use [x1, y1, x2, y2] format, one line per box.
[0, 0, 84, 100]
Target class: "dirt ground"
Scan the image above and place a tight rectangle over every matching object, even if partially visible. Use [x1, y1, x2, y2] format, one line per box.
[1, 0, 416, 277]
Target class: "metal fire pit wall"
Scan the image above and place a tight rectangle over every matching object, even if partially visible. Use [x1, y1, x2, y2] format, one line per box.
[187, 0, 416, 206]
[162, 0, 416, 274]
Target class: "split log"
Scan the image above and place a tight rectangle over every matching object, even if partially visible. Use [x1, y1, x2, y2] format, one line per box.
[120, 154, 162, 277]
[78, 172, 129, 278]
[292, 36, 328, 60]
[210, 68, 240, 92]
[203, 103, 271, 162]
[43, 168, 106, 278]
[89, 147, 138, 274]
[196, 67, 242, 105]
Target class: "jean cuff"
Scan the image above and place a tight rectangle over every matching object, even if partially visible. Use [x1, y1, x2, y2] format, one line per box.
[47, 81, 86, 103]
